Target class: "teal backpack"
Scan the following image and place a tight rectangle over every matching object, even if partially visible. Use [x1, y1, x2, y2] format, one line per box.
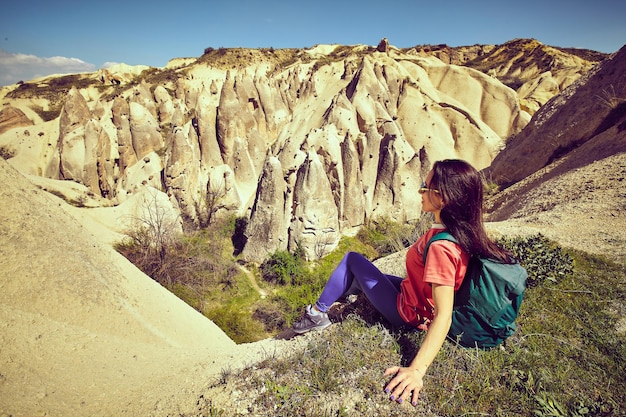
[424, 232, 527, 348]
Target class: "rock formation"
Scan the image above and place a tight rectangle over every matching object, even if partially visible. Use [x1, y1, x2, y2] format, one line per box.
[486, 45, 626, 188]
[0, 39, 607, 262]
[418, 39, 607, 114]
[0, 105, 33, 135]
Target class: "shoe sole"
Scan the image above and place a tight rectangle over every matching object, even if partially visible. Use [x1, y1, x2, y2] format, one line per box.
[292, 321, 332, 334]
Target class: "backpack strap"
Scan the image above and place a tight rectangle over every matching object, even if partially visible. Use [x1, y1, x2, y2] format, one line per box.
[423, 231, 457, 262]
[423, 231, 472, 307]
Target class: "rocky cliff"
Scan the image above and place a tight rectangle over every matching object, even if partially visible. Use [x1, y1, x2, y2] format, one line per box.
[0, 39, 605, 262]
[486, 44, 626, 188]
[417, 38, 606, 114]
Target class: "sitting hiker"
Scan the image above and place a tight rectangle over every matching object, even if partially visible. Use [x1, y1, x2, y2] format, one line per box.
[292, 159, 517, 406]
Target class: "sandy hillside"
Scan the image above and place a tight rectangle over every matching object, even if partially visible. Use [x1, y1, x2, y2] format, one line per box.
[0, 158, 298, 417]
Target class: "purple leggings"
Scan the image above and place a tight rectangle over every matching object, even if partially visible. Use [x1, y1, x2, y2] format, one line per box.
[315, 252, 406, 327]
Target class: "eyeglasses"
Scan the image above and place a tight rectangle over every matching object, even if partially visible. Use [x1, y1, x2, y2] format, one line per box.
[418, 182, 440, 195]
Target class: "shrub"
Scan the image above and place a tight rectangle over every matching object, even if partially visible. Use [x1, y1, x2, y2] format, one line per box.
[231, 216, 248, 255]
[195, 178, 230, 229]
[259, 247, 310, 286]
[30, 104, 62, 121]
[117, 190, 181, 272]
[497, 233, 574, 287]
[596, 84, 626, 109]
[0, 145, 16, 160]
[207, 304, 262, 344]
[116, 233, 199, 288]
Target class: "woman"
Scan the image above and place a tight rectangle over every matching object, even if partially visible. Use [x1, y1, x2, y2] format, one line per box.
[292, 159, 513, 406]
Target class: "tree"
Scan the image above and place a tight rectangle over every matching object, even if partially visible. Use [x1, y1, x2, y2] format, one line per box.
[196, 178, 229, 229]
[127, 188, 180, 262]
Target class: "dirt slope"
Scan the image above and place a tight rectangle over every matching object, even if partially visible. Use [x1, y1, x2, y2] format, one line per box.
[0, 158, 295, 417]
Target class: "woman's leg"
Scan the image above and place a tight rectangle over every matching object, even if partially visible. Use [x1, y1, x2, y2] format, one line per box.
[316, 252, 405, 327]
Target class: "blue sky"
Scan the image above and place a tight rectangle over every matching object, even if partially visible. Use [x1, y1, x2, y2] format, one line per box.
[1, 0, 624, 86]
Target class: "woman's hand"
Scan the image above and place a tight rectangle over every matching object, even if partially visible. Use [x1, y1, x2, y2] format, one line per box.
[383, 284, 454, 406]
[383, 366, 424, 406]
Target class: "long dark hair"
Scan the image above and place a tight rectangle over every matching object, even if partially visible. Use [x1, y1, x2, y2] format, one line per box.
[430, 159, 513, 263]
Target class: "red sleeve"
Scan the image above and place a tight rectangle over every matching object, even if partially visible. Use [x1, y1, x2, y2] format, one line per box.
[423, 241, 467, 289]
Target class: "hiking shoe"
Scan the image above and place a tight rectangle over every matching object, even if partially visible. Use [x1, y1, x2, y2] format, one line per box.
[292, 305, 331, 334]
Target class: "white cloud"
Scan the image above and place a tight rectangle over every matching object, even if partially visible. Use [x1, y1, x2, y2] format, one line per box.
[0, 49, 96, 86]
[101, 62, 122, 69]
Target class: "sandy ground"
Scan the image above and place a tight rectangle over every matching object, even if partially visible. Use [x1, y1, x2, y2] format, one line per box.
[0, 159, 299, 417]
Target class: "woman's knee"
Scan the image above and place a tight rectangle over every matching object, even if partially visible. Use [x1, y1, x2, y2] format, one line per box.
[345, 251, 368, 263]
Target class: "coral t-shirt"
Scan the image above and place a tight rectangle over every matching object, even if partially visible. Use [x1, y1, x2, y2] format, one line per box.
[397, 225, 469, 328]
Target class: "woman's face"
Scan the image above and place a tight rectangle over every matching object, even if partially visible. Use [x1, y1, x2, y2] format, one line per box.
[420, 170, 444, 214]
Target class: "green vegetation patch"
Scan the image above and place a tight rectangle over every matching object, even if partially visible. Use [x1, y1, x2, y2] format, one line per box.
[188, 237, 625, 416]
[202, 317, 404, 417]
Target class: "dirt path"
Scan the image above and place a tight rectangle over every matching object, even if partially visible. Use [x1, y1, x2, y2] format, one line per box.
[237, 263, 268, 298]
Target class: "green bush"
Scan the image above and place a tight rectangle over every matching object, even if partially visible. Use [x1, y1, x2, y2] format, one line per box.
[259, 246, 310, 286]
[497, 233, 574, 287]
[252, 301, 287, 332]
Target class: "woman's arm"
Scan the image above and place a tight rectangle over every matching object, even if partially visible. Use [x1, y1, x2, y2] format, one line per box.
[383, 283, 454, 406]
